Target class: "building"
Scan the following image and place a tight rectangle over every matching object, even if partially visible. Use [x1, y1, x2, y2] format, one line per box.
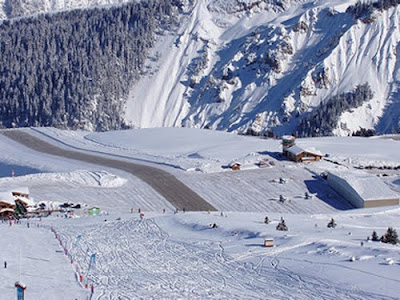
[0, 191, 15, 210]
[88, 207, 100, 216]
[229, 162, 241, 171]
[328, 171, 400, 208]
[263, 238, 274, 247]
[283, 145, 323, 163]
[0, 191, 15, 217]
[281, 136, 322, 163]
[0, 187, 34, 217]
[12, 187, 34, 208]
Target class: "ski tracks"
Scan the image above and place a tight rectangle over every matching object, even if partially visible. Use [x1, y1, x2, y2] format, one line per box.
[54, 218, 390, 299]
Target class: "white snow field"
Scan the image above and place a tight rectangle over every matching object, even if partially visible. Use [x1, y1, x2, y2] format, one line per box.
[0, 127, 399, 299]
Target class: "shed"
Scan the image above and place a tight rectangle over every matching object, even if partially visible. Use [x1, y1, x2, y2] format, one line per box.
[327, 171, 400, 208]
[229, 162, 241, 171]
[264, 238, 274, 247]
[89, 207, 100, 216]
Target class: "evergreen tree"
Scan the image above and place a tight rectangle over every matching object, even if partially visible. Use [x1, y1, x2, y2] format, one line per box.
[371, 230, 379, 241]
[0, 1, 181, 131]
[276, 217, 288, 231]
[296, 83, 374, 137]
[327, 218, 337, 228]
[381, 227, 399, 245]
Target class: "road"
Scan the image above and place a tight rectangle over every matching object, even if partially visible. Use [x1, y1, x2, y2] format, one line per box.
[1, 130, 216, 212]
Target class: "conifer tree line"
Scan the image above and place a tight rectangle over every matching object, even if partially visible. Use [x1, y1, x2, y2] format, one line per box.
[0, 0, 181, 130]
[347, 0, 399, 22]
[295, 83, 374, 137]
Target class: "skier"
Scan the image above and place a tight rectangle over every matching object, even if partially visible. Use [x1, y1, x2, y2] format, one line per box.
[4, 261, 6, 268]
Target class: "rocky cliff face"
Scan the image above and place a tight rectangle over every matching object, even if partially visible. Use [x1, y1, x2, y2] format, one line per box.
[125, 0, 400, 136]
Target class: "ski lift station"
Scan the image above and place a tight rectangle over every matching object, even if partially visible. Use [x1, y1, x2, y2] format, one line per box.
[327, 171, 400, 208]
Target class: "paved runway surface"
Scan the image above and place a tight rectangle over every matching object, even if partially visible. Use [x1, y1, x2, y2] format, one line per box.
[2, 130, 216, 212]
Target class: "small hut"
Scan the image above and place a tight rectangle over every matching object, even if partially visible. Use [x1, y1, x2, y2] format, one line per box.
[229, 162, 241, 171]
[89, 207, 100, 216]
[264, 238, 274, 247]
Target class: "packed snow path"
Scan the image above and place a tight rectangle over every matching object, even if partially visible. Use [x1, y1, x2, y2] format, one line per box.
[56, 217, 390, 300]
[1, 130, 216, 212]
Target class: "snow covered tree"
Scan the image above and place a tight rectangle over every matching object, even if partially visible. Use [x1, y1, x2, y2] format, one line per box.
[0, 0, 181, 131]
[327, 218, 336, 228]
[371, 230, 379, 241]
[276, 217, 288, 231]
[296, 83, 374, 137]
[381, 227, 399, 245]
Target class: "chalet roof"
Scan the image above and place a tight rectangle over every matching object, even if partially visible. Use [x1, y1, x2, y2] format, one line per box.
[328, 171, 399, 201]
[286, 145, 305, 156]
[11, 187, 29, 196]
[304, 147, 323, 156]
[0, 191, 15, 205]
[0, 208, 14, 213]
[15, 197, 35, 207]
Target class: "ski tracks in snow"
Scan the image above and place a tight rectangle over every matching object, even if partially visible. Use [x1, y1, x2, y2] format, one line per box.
[52, 217, 391, 299]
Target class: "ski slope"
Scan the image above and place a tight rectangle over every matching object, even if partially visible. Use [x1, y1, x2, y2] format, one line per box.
[0, 127, 399, 299]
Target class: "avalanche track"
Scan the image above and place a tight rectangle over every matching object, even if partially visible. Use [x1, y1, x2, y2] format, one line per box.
[1, 130, 216, 212]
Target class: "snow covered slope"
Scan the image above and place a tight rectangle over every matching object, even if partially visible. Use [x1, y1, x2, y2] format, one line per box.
[125, 0, 400, 136]
[0, 127, 399, 298]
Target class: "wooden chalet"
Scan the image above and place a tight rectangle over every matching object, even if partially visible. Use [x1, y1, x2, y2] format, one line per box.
[0, 208, 14, 217]
[283, 146, 322, 163]
[0, 191, 16, 210]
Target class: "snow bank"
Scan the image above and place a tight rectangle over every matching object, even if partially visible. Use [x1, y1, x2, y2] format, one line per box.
[0, 170, 127, 188]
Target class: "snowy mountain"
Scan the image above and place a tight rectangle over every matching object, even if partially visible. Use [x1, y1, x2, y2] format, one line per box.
[125, 0, 400, 136]
[0, 0, 399, 135]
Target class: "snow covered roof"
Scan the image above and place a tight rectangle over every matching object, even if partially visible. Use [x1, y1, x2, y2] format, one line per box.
[328, 171, 399, 201]
[11, 187, 29, 196]
[282, 135, 296, 141]
[0, 208, 14, 213]
[286, 145, 305, 156]
[304, 147, 323, 156]
[15, 197, 35, 207]
[0, 191, 15, 205]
